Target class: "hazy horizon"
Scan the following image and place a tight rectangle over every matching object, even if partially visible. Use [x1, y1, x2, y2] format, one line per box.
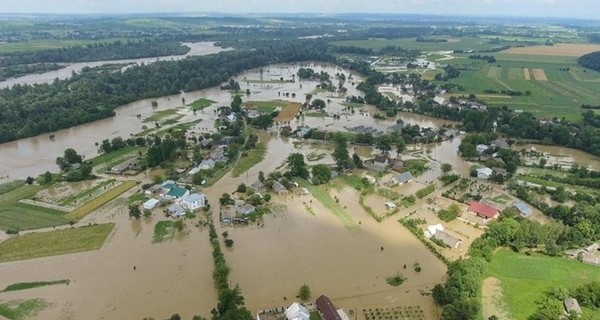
[0, 0, 599, 20]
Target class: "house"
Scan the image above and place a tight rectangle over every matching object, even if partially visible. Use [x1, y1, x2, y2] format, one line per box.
[433, 231, 462, 249]
[110, 158, 140, 175]
[491, 139, 510, 149]
[236, 203, 256, 216]
[564, 298, 582, 315]
[363, 175, 376, 185]
[385, 202, 397, 210]
[426, 224, 444, 238]
[250, 181, 264, 191]
[387, 122, 404, 133]
[316, 295, 342, 320]
[296, 126, 311, 138]
[145, 184, 161, 195]
[272, 181, 288, 194]
[284, 302, 310, 320]
[226, 113, 236, 122]
[374, 154, 389, 166]
[188, 167, 201, 176]
[476, 144, 490, 154]
[143, 198, 159, 210]
[393, 172, 414, 185]
[168, 204, 186, 217]
[468, 202, 500, 221]
[199, 159, 216, 170]
[512, 201, 533, 217]
[443, 129, 459, 139]
[199, 138, 214, 149]
[476, 167, 493, 179]
[182, 193, 205, 211]
[168, 187, 189, 199]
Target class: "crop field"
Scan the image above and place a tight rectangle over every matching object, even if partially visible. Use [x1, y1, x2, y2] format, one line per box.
[333, 36, 516, 52]
[487, 249, 600, 319]
[0, 183, 70, 232]
[188, 98, 216, 111]
[67, 180, 137, 220]
[274, 102, 302, 122]
[501, 43, 600, 57]
[0, 223, 115, 263]
[449, 55, 600, 121]
[245, 100, 287, 113]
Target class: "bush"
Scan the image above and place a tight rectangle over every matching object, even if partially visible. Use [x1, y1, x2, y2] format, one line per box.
[224, 239, 234, 247]
[416, 184, 435, 199]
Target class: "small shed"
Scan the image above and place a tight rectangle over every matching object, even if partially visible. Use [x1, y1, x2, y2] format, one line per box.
[385, 202, 397, 210]
[512, 201, 533, 217]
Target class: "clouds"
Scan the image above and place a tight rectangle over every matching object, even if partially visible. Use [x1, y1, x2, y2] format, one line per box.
[0, 0, 598, 19]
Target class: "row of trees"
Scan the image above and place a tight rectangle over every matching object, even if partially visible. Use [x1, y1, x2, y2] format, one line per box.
[0, 39, 190, 67]
[578, 51, 600, 72]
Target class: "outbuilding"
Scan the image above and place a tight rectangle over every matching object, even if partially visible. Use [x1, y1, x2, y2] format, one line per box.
[143, 198, 159, 210]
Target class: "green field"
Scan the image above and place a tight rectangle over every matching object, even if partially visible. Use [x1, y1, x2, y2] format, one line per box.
[245, 100, 287, 113]
[232, 143, 267, 178]
[0, 223, 115, 263]
[334, 36, 513, 52]
[67, 180, 138, 220]
[449, 56, 600, 121]
[486, 249, 600, 319]
[143, 108, 183, 123]
[0, 183, 70, 232]
[0, 38, 128, 53]
[152, 221, 175, 243]
[90, 146, 143, 168]
[188, 98, 217, 111]
[296, 179, 359, 231]
[0, 299, 49, 320]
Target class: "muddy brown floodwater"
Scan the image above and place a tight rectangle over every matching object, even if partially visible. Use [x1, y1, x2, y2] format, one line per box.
[515, 143, 600, 171]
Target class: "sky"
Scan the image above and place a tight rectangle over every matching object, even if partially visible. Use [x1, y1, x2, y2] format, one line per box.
[0, 0, 599, 20]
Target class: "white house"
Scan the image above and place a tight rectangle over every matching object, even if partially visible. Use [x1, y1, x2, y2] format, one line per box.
[199, 159, 216, 170]
[385, 202, 397, 210]
[182, 193, 205, 211]
[426, 224, 444, 238]
[143, 198, 160, 210]
[285, 302, 310, 320]
[476, 144, 490, 154]
[476, 167, 493, 179]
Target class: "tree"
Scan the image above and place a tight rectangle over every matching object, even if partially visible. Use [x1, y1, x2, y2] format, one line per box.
[128, 204, 141, 219]
[224, 239, 234, 247]
[352, 153, 364, 168]
[332, 136, 351, 169]
[396, 137, 406, 154]
[258, 171, 265, 183]
[43, 171, 52, 184]
[237, 183, 247, 193]
[63, 148, 83, 165]
[441, 163, 453, 175]
[220, 193, 233, 206]
[311, 99, 326, 109]
[298, 284, 311, 301]
[376, 135, 393, 152]
[231, 95, 242, 113]
[25, 176, 34, 184]
[311, 164, 332, 185]
[287, 153, 309, 179]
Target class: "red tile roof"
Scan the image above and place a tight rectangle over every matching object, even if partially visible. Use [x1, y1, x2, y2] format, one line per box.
[468, 202, 499, 219]
[316, 295, 341, 320]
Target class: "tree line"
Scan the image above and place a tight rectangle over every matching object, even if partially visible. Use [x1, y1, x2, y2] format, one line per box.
[0, 39, 333, 143]
[0, 39, 190, 67]
[578, 51, 600, 72]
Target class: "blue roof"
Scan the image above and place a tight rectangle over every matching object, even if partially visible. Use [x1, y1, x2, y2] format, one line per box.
[168, 187, 188, 198]
[513, 201, 532, 216]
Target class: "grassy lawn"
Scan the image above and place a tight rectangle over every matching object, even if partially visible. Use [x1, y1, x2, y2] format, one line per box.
[296, 179, 359, 232]
[127, 192, 146, 204]
[143, 108, 181, 123]
[0, 181, 26, 195]
[0, 223, 115, 263]
[89, 146, 142, 168]
[0, 183, 71, 232]
[152, 221, 175, 243]
[67, 180, 138, 220]
[309, 311, 323, 320]
[340, 174, 365, 191]
[188, 98, 216, 111]
[245, 100, 287, 113]
[0, 299, 50, 320]
[305, 111, 326, 118]
[1, 280, 70, 292]
[59, 179, 116, 206]
[487, 249, 600, 319]
[232, 143, 267, 178]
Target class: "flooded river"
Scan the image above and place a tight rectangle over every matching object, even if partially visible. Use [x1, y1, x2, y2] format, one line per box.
[0, 42, 230, 88]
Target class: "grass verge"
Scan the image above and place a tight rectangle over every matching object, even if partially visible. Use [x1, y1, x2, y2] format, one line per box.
[1, 280, 70, 292]
[188, 98, 217, 111]
[0, 223, 114, 263]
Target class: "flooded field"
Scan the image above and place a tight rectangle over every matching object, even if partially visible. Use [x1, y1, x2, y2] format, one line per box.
[515, 143, 600, 171]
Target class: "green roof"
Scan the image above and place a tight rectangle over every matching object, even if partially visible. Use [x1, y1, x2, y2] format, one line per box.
[168, 187, 188, 198]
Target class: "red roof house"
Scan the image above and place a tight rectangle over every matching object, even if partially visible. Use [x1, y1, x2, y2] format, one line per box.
[467, 202, 500, 220]
[316, 295, 342, 320]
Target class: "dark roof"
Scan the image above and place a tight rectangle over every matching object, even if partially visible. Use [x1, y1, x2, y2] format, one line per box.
[373, 154, 388, 164]
[316, 295, 341, 320]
